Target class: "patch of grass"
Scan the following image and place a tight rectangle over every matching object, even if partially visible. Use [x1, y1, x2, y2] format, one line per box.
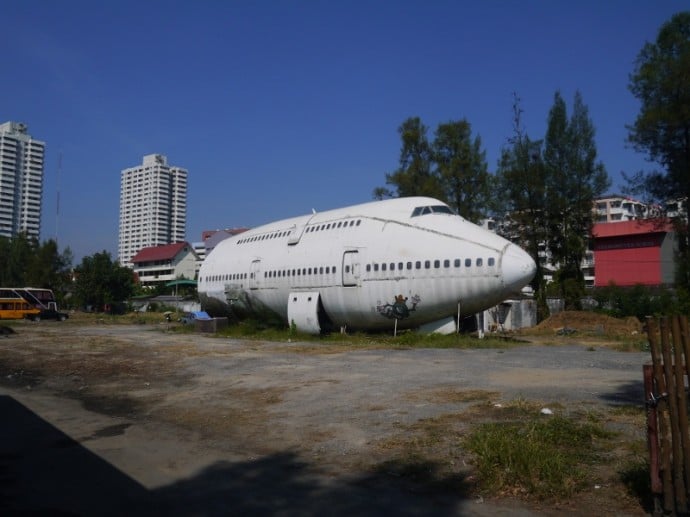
[207, 321, 529, 351]
[463, 413, 614, 500]
[609, 338, 650, 352]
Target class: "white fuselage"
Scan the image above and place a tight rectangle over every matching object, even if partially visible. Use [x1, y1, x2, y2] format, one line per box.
[198, 197, 536, 333]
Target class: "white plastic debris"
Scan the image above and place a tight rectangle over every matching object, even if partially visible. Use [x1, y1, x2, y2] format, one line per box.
[540, 408, 553, 415]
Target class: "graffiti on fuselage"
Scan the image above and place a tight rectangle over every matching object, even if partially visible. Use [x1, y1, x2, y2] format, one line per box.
[376, 294, 421, 320]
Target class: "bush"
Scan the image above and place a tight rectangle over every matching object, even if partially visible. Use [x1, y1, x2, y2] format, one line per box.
[591, 283, 681, 320]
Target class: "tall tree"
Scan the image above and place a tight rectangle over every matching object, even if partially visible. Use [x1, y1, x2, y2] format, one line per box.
[25, 240, 73, 302]
[0, 235, 73, 304]
[544, 91, 609, 308]
[628, 11, 690, 288]
[0, 233, 37, 286]
[496, 94, 549, 320]
[433, 119, 490, 223]
[72, 251, 135, 310]
[374, 117, 441, 199]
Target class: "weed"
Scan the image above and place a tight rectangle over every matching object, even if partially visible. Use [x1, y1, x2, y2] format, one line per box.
[463, 414, 613, 500]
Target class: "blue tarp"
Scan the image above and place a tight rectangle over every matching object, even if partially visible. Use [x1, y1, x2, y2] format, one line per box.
[192, 311, 210, 320]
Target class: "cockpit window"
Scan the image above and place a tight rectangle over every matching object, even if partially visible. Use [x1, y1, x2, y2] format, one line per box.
[411, 205, 454, 217]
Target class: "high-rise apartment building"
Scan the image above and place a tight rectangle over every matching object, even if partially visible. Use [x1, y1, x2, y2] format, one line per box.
[118, 154, 187, 267]
[0, 121, 45, 239]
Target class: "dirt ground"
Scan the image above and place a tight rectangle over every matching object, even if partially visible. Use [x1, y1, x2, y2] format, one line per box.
[0, 316, 652, 516]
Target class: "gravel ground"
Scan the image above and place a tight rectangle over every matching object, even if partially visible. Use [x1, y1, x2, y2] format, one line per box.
[0, 321, 651, 516]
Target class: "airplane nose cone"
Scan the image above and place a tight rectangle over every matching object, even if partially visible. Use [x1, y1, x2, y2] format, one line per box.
[502, 244, 536, 294]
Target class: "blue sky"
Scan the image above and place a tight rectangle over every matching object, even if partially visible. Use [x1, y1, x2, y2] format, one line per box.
[2, 1, 684, 262]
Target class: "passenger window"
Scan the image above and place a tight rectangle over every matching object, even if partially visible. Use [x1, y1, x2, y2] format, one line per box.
[366, 264, 371, 272]
[326, 267, 330, 274]
[407, 262, 412, 270]
[398, 262, 403, 270]
[476, 258, 483, 267]
[319, 267, 324, 274]
[416, 261, 421, 269]
[443, 259, 450, 268]
[349, 221, 355, 226]
[333, 266, 336, 274]
[425, 260, 431, 269]
[465, 258, 472, 267]
[345, 265, 350, 273]
[382, 263, 387, 271]
[434, 260, 440, 268]
[374, 264, 379, 272]
[356, 220, 361, 226]
[454, 259, 461, 267]
[488, 257, 495, 267]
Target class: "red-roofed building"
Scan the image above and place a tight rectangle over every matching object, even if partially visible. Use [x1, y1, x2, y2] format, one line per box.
[592, 220, 676, 287]
[131, 241, 199, 288]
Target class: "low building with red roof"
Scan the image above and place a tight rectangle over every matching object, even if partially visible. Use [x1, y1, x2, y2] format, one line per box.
[130, 241, 199, 289]
[592, 219, 676, 287]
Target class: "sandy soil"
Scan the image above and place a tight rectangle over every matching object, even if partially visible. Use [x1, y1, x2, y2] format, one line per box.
[0, 319, 651, 516]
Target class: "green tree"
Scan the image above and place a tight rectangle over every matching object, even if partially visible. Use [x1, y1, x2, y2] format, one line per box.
[0, 235, 73, 305]
[496, 94, 549, 320]
[0, 233, 36, 286]
[544, 91, 609, 309]
[72, 251, 135, 310]
[26, 240, 73, 292]
[628, 11, 690, 289]
[374, 117, 442, 199]
[433, 119, 491, 223]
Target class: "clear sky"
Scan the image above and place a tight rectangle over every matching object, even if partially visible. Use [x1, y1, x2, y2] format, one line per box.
[2, 1, 684, 262]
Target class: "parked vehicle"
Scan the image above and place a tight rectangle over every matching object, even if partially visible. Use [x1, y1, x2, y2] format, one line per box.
[27, 309, 69, 322]
[0, 299, 40, 320]
[0, 287, 57, 320]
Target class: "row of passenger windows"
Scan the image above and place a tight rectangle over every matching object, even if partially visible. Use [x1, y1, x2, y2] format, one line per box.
[305, 219, 361, 232]
[238, 231, 292, 244]
[367, 257, 495, 272]
[202, 256, 495, 284]
[236, 219, 363, 245]
[265, 265, 337, 278]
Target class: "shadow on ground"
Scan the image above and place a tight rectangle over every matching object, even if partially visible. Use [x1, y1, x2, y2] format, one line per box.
[600, 379, 646, 406]
[0, 395, 475, 516]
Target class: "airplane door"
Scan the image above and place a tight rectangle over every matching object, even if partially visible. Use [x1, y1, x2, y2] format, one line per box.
[249, 260, 261, 290]
[342, 251, 360, 287]
[287, 291, 322, 334]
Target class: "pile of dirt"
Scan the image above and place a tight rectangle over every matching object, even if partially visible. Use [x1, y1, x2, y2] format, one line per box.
[532, 310, 643, 338]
